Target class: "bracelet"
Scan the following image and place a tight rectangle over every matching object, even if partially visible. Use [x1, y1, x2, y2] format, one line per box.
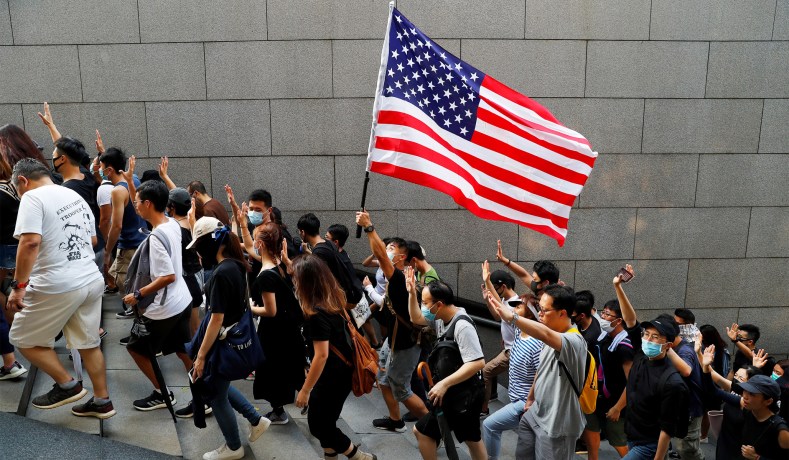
[505, 259, 511, 266]
[509, 312, 519, 327]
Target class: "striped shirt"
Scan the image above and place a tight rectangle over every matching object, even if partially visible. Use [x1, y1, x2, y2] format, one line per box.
[508, 330, 543, 403]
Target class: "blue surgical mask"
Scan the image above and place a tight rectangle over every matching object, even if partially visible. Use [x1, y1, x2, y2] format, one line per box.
[99, 169, 108, 181]
[421, 303, 436, 322]
[772, 372, 781, 381]
[253, 243, 261, 257]
[247, 210, 264, 226]
[642, 340, 665, 359]
[387, 251, 396, 262]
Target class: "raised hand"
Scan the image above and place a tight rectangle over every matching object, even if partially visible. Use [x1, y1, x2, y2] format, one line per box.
[404, 266, 416, 293]
[701, 344, 715, 368]
[158, 156, 169, 178]
[613, 264, 634, 285]
[187, 198, 197, 229]
[495, 239, 508, 264]
[481, 260, 491, 282]
[95, 129, 105, 154]
[237, 201, 249, 229]
[726, 323, 739, 342]
[355, 209, 371, 228]
[362, 276, 372, 288]
[753, 348, 769, 368]
[37, 102, 55, 128]
[490, 291, 513, 322]
[120, 155, 135, 184]
[225, 184, 240, 215]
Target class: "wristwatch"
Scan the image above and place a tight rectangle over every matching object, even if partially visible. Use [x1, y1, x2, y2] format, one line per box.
[10, 280, 28, 290]
[133, 289, 143, 301]
[363, 225, 375, 233]
[509, 312, 519, 327]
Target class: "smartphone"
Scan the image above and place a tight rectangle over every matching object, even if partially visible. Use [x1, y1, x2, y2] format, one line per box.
[188, 368, 196, 384]
[617, 267, 634, 283]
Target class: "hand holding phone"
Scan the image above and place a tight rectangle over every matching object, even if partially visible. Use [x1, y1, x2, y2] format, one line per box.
[617, 266, 634, 283]
[188, 368, 196, 384]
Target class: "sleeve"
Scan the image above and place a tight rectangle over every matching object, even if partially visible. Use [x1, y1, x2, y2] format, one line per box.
[309, 312, 332, 342]
[13, 194, 43, 238]
[311, 244, 335, 268]
[527, 339, 543, 377]
[365, 284, 385, 307]
[626, 323, 643, 356]
[559, 333, 587, 382]
[96, 185, 111, 207]
[149, 234, 176, 278]
[208, 271, 231, 315]
[454, 320, 484, 363]
[659, 375, 688, 437]
[615, 340, 636, 363]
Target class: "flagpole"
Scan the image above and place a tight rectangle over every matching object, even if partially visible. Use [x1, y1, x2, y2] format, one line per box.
[357, 0, 395, 238]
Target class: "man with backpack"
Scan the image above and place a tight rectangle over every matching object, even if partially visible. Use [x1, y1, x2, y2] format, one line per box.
[495, 284, 588, 460]
[404, 268, 487, 460]
[613, 265, 690, 460]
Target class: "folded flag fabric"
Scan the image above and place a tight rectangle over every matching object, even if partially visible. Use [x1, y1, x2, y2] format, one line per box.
[367, 7, 598, 246]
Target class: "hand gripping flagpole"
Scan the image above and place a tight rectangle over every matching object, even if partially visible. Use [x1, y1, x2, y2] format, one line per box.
[356, 1, 395, 238]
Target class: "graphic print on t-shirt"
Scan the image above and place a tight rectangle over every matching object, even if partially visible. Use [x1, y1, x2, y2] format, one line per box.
[56, 199, 93, 261]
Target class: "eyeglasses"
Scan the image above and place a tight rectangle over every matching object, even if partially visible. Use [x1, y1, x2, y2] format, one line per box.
[600, 311, 620, 319]
[538, 308, 556, 315]
[133, 199, 147, 206]
[641, 332, 665, 342]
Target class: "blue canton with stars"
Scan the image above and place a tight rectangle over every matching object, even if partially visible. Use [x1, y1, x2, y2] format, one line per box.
[383, 8, 486, 141]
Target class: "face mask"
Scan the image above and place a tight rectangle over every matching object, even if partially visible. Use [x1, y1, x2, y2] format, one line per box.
[530, 280, 540, 294]
[248, 210, 264, 226]
[642, 340, 665, 359]
[599, 318, 615, 334]
[51, 156, 64, 173]
[772, 373, 781, 381]
[253, 243, 261, 257]
[387, 251, 397, 262]
[421, 303, 436, 322]
[195, 238, 219, 269]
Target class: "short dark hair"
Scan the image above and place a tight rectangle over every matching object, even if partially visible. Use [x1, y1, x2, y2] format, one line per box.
[168, 200, 190, 217]
[326, 224, 349, 248]
[543, 284, 575, 314]
[405, 240, 425, 261]
[137, 180, 169, 212]
[12, 157, 51, 186]
[574, 296, 593, 318]
[99, 147, 126, 172]
[602, 299, 621, 317]
[739, 324, 760, 343]
[674, 308, 695, 324]
[187, 180, 207, 195]
[575, 290, 595, 311]
[297, 212, 321, 237]
[426, 280, 454, 305]
[388, 237, 407, 250]
[248, 189, 272, 208]
[54, 136, 87, 166]
[533, 260, 560, 284]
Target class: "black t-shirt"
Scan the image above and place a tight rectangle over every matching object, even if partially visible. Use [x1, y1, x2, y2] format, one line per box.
[61, 173, 104, 250]
[595, 333, 636, 412]
[303, 308, 353, 374]
[179, 226, 202, 276]
[580, 317, 602, 350]
[742, 412, 789, 459]
[206, 259, 246, 327]
[624, 323, 689, 444]
[382, 268, 415, 351]
[251, 264, 303, 327]
[733, 349, 752, 375]
[0, 180, 19, 245]
[312, 240, 343, 279]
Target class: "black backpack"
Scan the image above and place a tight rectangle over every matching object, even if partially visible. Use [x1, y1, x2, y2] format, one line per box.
[320, 242, 364, 305]
[657, 365, 691, 439]
[427, 315, 483, 413]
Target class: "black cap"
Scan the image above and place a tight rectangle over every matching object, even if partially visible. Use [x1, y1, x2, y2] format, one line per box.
[490, 270, 515, 288]
[140, 169, 163, 184]
[641, 317, 677, 342]
[739, 375, 781, 401]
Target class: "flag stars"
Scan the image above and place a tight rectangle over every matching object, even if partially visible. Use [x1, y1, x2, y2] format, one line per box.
[459, 97, 467, 105]
[454, 62, 462, 71]
[395, 80, 402, 89]
[403, 75, 411, 84]
[437, 77, 445, 86]
[438, 106, 446, 115]
[416, 84, 425, 94]
[402, 45, 409, 54]
[430, 65, 438, 73]
[443, 119, 452, 127]
[468, 93, 476, 101]
[424, 52, 431, 61]
[460, 127, 468, 135]
[418, 100, 424, 108]
[386, 86, 394, 94]
[403, 92, 411, 99]
[395, 15, 402, 23]
[425, 41, 432, 49]
[429, 110, 435, 118]
[406, 58, 415, 68]
[427, 81, 435, 90]
[465, 109, 472, 118]
[454, 114, 462, 123]
[433, 94, 441, 102]
[391, 50, 399, 59]
[409, 42, 417, 50]
[422, 68, 429, 77]
[445, 73, 454, 82]
[449, 102, 457, 111]
[387, 68, 395, 77]
[470, 72, 479, 82]
[416, 55, 423, 64]
[422, 97, 430, 106]
[397, 63, 404, 72]
[453, 85, 460, 93]
[443, 89, 451, 98]
[412, 72, 421, 81]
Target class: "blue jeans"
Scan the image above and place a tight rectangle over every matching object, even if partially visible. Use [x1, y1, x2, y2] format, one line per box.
[482, 400, 525, 459]
[623, 442, 658, 460]
[209, 379, 261, 450]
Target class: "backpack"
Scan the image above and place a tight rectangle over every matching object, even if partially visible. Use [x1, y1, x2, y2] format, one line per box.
[319, 242, 364, 305]
[559, 348, 598, 415]
[329, 310, 380, 397]
[427, 315, 484, 413]
[124, 228, 172, 314]
[657, 365, 690, 439]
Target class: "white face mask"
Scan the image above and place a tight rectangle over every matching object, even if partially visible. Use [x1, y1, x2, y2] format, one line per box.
[387, 251, 396, 262]
[599, 318, 617, 334]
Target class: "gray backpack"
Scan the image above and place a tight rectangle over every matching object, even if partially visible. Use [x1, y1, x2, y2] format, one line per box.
[124, 228, 173, 314]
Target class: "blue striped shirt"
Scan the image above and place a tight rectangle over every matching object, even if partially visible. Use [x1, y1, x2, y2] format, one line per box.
[508, 330, 543, 403]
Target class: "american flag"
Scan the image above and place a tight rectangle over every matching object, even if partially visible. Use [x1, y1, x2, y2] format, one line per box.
[367, 7, 598, 246]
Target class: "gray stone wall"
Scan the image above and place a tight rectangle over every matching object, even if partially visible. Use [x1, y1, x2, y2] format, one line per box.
[1, 1, 787, 352]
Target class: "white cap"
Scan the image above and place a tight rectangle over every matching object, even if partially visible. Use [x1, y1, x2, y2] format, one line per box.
[186, 216, 224, 249]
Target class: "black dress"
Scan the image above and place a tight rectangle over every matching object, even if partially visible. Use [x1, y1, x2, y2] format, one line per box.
[251, 263, 307, 408]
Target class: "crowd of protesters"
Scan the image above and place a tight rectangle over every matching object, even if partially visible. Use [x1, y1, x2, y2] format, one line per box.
[1, 106, 789, 460]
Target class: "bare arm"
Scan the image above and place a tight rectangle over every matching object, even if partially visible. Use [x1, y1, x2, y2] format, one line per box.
[104, 187, 126, 254]
[98, 204, 111, 240]
[405, 267, 428, 326]
[120, 156, 137, 202]
[495, 239, 532, 286]
[13, 234, 40, 285]
[667, 348, 692, 377]
[362, 254, 380, 267]
[37, 102, 62, 142]
[250, 291, 278, 318]
[296, 340, 329, 408]
[655, 431, 672, 460]
[494, 297, 563, 351]
[356, 211, 393, 279]
[158, 157, 176, 190]
[614, 265, 636, 328]
[481, 260, 502, 321]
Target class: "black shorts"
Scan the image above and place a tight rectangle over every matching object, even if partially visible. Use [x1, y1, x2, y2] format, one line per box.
[415, 398, 483, 444]
[127, 307, 191, 356]
[184, 273, 203, 308]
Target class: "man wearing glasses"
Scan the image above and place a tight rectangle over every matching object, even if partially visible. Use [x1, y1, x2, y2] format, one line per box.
[613, 265, 690, 460]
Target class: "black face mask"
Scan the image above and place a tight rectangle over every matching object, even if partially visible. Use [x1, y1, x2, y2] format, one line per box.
[51, 155, 65, 173]
[194, 237, 219, 270]
[530, 280, 540, 294]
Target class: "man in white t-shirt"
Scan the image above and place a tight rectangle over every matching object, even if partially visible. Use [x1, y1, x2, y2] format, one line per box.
[120, 180, 192, 411]
[496, 284, 587, 460]
[405, 269, 487, 460]
[6, 158, 114, 419]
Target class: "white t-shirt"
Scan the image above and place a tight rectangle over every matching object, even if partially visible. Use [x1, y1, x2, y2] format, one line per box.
[96, 180, 113, 207]
[500, 294, 519, 350]
[143, 218, 191, 320]
[14, 185, 102, 294]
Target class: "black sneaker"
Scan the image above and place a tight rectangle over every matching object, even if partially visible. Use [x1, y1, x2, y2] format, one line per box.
[0, 361, 27, 380]
[133, 390, 176, 411]
[72, 397, 116, 419]
[175, 400, 213, 418]
[116, 309, 135, 319]
[31, 382, 88, 409]
[373, 416, 406, 433]
[119, 336, 130, 346]
[103, 285, 119, 294]
[402, 411, 419, 423]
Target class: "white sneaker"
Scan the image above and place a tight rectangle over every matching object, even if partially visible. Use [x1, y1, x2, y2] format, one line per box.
[249, 416, 271, 442]
[202, 443, 244, 460]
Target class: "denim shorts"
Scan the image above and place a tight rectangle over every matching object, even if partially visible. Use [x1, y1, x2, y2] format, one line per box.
[0, 244, 17, 269]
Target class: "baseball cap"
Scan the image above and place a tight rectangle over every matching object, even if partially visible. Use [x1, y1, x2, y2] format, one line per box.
[641, 317, 677, 342]
[490, 270, 515, 288]
[186, 216, 224, 249]
[168, 188, 191, 208]
[739, 375, 781, 401]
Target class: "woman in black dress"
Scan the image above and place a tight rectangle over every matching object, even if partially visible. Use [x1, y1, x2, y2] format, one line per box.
[250, 222, 306, 424]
